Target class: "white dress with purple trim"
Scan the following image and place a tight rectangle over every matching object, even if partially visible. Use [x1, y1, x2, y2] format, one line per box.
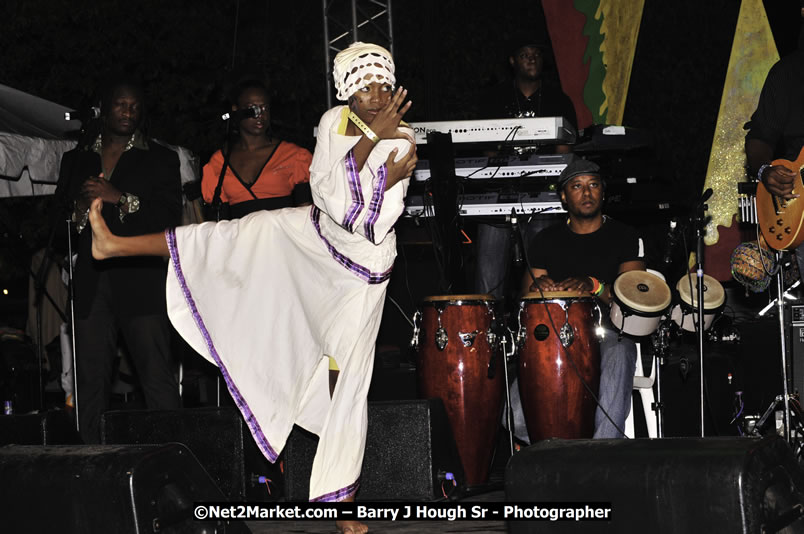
[165, 105, 412, 502]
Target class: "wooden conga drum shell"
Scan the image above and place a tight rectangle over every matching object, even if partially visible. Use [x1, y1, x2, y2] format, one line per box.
[517, 293, 600, 441]
[417, 295, 503, 487]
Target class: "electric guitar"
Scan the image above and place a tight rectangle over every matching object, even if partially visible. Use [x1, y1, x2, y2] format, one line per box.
[756, 149, 804, 251]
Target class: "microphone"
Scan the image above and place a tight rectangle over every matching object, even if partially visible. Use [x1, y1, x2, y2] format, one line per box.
[221, 105, 262, 122]
[698, 188, 713, 206]
[64, 106, 101, 122]
[662, 219, 679, 264]
[511, 209, 523, 265]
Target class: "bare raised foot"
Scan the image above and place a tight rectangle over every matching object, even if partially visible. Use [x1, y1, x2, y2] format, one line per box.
[89, 197, 117, 259]
[336, 520, 368, 534]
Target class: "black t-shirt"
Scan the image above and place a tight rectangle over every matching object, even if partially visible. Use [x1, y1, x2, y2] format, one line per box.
[480, 79, 577, 129]
[527, 217, 643, 285]
[745, 50, 804, 161]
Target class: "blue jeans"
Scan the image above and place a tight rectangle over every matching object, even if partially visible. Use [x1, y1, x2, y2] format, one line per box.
[504, 328, 636, 442]
[593, 330, 637, 438]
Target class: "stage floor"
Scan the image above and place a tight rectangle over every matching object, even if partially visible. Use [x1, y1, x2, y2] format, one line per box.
[246, 490, 508, 533]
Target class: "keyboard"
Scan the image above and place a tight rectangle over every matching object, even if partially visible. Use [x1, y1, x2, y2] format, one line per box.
[404, 192, 565, 217]
[412, 153, 571, 182]
[408, 117, 575, 145]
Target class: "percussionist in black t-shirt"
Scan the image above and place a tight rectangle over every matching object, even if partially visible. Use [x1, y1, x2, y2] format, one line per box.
[522, 158, 646, 438]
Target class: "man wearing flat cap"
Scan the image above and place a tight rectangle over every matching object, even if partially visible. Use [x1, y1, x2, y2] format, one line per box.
[522, 158, 645, 438]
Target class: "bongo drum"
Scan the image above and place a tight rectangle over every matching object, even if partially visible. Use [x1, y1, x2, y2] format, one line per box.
[515, 291, 601, 442]
[609, 270, 672, 337]
[671, 273, 726, 332]
[414, 294, 503, 486]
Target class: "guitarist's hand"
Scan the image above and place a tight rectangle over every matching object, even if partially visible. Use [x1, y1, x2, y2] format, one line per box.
[763, 165, 799, 200]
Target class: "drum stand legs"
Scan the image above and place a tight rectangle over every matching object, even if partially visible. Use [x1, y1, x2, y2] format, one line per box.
[651, 322, 672, 439]
[655, 353, 664, 438]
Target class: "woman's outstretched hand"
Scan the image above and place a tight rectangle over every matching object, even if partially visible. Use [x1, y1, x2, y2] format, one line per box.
[369, 86, 412, 140]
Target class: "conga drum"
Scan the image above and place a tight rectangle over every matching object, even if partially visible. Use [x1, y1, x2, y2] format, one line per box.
[609, 270, 672, 337]
[415, 294, 503, 486]
[516, 291, 600, 442]
[671, 273, 726, 332]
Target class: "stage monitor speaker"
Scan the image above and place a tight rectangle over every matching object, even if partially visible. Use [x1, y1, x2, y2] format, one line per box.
[0, 443, 249, 533]
[284, 399, 464, 502]
[0, 409, 80, 445]
[506, 436, 804, 533]
[101, 406, 275, 501]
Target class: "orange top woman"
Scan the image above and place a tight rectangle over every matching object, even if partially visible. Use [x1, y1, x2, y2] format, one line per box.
[201, 78, 312, 219]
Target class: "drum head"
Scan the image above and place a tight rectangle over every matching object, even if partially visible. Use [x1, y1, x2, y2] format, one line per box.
[521, 290, 591, 300]
[612, 271, 671, 314]
[676, 273, 725, 309]
[422, 294, 494, 303]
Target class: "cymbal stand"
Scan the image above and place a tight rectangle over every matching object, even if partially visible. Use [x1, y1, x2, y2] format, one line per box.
[749, 251, 798, 445]
[745, 249, 804, 449]
[757, 279, 800, 316]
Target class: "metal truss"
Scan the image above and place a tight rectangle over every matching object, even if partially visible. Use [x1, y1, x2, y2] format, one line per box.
[322, 0, 394, 108]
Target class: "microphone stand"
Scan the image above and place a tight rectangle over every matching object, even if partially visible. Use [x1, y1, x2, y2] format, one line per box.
[692, 190, 712, 437]
[67, 219, 80, 432]
[773, 251, 792, 443]
[208, 120, 237, 407]
[210, 142, 233, 224]
[503, 208, 523, 456]
[31, 223, 67, 412]
[210, 107, 261, 222]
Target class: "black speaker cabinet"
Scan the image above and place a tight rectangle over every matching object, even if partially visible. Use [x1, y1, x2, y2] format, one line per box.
[101, 406, 275, 501]
[0, 443, 248, 533]
[0, 409, 80, 445]
[506, 436, 804, 533]
[284, 398, 464, 501]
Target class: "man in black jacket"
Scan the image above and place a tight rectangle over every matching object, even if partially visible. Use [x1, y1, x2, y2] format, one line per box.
[56, 78, 182, 443]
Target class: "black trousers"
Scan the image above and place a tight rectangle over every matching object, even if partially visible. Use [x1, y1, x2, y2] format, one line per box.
[74, 273, 180, 443]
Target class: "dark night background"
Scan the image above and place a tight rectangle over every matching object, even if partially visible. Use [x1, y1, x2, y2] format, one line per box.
[0, 0, 802, 327]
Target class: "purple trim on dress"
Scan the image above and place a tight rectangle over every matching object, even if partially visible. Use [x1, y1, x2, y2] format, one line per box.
[342, 150, 364, 232]
[165, 228, 279, 462]
[310, 478, 361, 502]
[310, 207, 392, 284]
[364, 163, 387, 243]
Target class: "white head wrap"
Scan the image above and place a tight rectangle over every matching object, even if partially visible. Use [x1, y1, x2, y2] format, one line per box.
[333, 42, 395, 101]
